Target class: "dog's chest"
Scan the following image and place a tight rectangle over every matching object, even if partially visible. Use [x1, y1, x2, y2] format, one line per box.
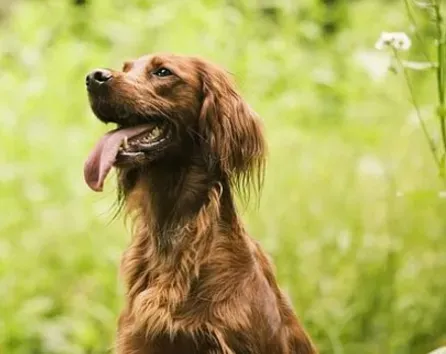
[147, 332, 221, 354]
[143, 329, 284, 354]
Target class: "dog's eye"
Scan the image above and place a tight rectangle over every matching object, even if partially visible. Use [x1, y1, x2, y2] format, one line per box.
[153, 68, 173, 77]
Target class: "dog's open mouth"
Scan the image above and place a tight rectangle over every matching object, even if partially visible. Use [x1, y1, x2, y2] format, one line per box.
[117, 124, 169, 154]
[84, 121, 170, 192]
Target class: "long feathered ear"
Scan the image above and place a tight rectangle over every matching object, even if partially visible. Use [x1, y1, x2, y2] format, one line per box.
[197, 61, 266, 195]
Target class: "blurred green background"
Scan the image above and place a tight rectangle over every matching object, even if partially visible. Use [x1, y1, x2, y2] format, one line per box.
[1, 0, 446, 353]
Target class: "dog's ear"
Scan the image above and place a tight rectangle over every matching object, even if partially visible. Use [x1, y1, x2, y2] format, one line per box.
[198, 61, 266, 192]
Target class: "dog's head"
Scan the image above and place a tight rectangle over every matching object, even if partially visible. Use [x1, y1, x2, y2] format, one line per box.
[84, 53, 266, 193]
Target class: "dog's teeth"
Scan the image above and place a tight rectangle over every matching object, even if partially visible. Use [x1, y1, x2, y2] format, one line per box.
[122, 136, 129, 149]
[151, 127, 161, 138]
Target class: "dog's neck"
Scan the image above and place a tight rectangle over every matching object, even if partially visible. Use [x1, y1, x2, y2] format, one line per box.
[119, 153, 249, 310]
[118, 152, 260, 339]
[120, 153, 240, 250]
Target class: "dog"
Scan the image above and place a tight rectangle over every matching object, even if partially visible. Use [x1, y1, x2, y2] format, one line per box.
[84, 53, 317, 354]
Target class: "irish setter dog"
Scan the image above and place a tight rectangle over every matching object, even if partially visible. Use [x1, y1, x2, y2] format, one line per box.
[84, 53, 317, 354]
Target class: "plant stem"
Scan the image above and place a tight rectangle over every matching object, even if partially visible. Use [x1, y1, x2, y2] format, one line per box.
[433, 1, 446, 162]
[403, 0, 432, 62]
[394, 49, 442, 174]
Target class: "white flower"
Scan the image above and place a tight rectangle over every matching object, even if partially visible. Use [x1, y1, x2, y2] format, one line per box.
[375, 32, 412, 51]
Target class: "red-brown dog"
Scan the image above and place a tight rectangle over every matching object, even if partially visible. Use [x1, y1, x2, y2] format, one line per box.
[84, 53, 317, 354]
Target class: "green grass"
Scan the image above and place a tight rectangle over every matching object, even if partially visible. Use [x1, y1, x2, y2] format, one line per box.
[1, 0, 446, 353]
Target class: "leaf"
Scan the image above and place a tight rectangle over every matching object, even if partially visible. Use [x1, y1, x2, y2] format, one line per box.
[401, 60, 438, 70]
[412, 0, 434, 9]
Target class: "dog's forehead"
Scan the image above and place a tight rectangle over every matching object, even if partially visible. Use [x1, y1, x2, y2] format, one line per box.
[130, 54, 154, 69]
[129, 54, 200, 83]
[119, 53, 203, 86]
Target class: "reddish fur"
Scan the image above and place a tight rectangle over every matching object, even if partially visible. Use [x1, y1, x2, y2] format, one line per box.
[87, 53, 318, 354]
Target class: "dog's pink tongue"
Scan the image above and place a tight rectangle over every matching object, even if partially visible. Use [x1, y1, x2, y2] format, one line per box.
[84, 125, 153, 192]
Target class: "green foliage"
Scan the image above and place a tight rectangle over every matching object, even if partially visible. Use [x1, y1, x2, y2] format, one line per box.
[0, 0, 445, 353]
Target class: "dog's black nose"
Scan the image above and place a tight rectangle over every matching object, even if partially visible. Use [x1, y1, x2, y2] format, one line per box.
[86, 69, 112, 88]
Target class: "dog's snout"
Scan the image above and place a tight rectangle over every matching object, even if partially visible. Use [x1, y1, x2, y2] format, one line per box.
[86, 69, 112, 88]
